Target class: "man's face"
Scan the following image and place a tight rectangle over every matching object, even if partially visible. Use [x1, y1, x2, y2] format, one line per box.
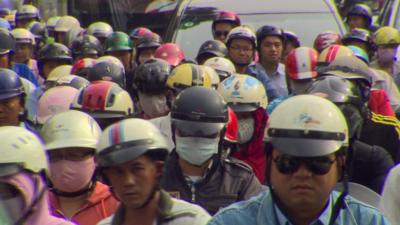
[213, 22, 235, 43]
[13, 43, 33, 64]
[347, 15, 367, 31]
[228, 39, 254, 66]
[55, 32, 67, 46]
[0, 54, 9, 68]
[103, 155, 163, 208]
[259, 36, 283, 64]
[109, 51, 132, 71]
[270, 149, 340, 211]
[138, 48, 156, 65]
[42, 60, 65, 79]
[0, 96, 23, 126]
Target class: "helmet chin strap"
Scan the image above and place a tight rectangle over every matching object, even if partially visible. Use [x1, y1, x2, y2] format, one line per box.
[51, 181, 95, 198]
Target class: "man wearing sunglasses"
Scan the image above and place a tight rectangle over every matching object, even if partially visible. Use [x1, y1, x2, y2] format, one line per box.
[208, 95, 391, 225]
[160, 86, 264, 215]
[212, 11, 241, 43]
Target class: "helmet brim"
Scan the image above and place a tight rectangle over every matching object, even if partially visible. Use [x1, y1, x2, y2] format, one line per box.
[172, 119, 224, 137]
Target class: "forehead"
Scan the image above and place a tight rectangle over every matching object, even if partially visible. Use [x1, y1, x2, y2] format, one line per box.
[272, 148, 336, 159]
[214, 22, 234, 30]
[230, 38, 252, 47]
[261, 36, 282, 44]
[104, 155, 152, 170]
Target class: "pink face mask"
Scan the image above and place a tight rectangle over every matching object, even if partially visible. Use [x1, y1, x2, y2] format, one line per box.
[49, 158, 95, 193]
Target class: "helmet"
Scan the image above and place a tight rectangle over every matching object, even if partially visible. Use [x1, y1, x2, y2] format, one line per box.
[204, 57, 236, 78]
[266, 95, 348, 157]
[36, 86, 79, 124]
[47, 65, 73, 82]
[217, 74, 267, 112]
[37, 43, 73, 63]
[87, 22, 113, 39]
[0, 18, 11, 30]
[133, 58, 171, 94]
[196, 40, 228, 63]
[225, 107, 238, 142]
[129, 27, 152, 40]
[16, 5, 39, 21]
[0, 28, 16, 54]
[154, 43, 185, 67]
[27, 21, 47, 42]
[104, 31, 132, 52]
[202, 65, 220, 88]
[342, 28, 372, 46]
[0, 68, 24, 100]
[226, 26, 256, 48]
[348, 45, 369, 64]
[374, 26, 400, 46]
[54, 16, 80, 33]
[167, 63, 212, 92]
[97, 55, 124, 66]
[286, 47, 318, 80]
[70, 34, 103, 58]
[40, 110, 101, 150]
[96, 118, 169, 167]
[46, 16, 61, 30]
[346, 4, 373, 26]
[313, 31, 342, 53]
[0, 8, 11, 17]
[136, 32, 162, 50]
[72, 81, 134, 120]
[318, 44, 353, 66]
[54, 74, 90, 90]
[283, 30, 300, 48]
[11, 28, 35, 45]
[0, 126, 47, 176]
[256, 25, 285, 48]
[88, 60, 126, 88]
[70, 57, 97, 78]
[212, 10, 241, 29]
[171, 86, 228, 137]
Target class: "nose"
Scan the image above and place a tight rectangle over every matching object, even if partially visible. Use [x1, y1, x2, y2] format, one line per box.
[292, 163, 312, 177]
[122, 172, 137, 187]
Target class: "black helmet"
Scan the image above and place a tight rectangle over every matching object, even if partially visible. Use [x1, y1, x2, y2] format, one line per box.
[0, 68, 24, 100]
[256, 25, 285, 49]
[88, 61, 126, 89]
[196, 40, 227, 64]
[0, 28, 15, 55]
[37, 43, 73, 63]
[70, 34, 103, 59]
[133, 58, 171, 94]
[346, 4, 373, 26]
[171, 86, 228, 136]
[136, 32, 163, 50]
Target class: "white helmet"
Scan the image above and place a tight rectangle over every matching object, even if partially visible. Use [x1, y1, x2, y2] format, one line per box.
[202, 65, 220, 89]
[87, 22, 113, 39]
[47, 65, 73, 81]
[11, 28, 35, 45]
[96, 118, 169, 167]
[36, 86, 79, 124]
[0, 126, 47, 176]
[204, 57, 236, 78]
[266, 95, 348, 157]
[54, 16, 80, 33]
[40, 110, 101, 151]
[217, 74, 268, 112]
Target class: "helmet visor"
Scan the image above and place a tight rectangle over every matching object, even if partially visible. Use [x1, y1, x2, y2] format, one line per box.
[172, 119, 224, 137]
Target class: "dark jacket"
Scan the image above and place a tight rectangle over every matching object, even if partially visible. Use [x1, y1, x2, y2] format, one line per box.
[160, 152, 265, 215]
[349, 140, 394, 193]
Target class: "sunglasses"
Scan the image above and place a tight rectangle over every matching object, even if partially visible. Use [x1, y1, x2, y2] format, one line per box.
[214, 31, 229, 37]
[273, 154, 336, 175]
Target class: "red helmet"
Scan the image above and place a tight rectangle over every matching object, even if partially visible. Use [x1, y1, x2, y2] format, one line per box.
[224, 107, 238, 142]
[286, 47, 318, 80]
[313, 31, 342, 53]
[154, 43, 185, 67]
[212, 10, 241, 29]
[70, 58, 97, 78]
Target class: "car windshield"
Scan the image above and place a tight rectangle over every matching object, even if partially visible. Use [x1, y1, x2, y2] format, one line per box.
[175, 12, 344, 61]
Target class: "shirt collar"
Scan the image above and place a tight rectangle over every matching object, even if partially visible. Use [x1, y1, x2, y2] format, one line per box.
[255, 63, 285, 76]
[274, 193, 334, 225]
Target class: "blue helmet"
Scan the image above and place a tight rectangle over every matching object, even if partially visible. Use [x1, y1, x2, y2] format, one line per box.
[0, 68, 24, 100]
[0, 28, 15, 55]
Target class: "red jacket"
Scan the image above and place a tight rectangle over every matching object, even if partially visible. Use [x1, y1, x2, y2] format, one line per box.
[369, 89, 395, 117]
[49, 182, 119, 225]
[231, 108, 268, 184]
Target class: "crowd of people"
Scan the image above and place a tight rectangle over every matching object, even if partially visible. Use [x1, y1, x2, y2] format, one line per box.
[0, 1, 400, 225]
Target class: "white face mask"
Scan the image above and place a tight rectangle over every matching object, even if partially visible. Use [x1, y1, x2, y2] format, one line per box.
[237, 117, 255, 144]
[175, 136, 219, 166]
[138, 92, 169, 119]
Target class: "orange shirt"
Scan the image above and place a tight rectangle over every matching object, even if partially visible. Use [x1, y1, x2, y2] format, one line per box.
[49, 181, 119, 225]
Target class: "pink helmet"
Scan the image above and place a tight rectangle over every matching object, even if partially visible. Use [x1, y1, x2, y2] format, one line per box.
[154, 43, 185, 67]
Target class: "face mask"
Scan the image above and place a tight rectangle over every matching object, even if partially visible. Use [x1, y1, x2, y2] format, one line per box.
[49, 158, 95, 193]
[175, 136, 219, 166]
[377, 48, 396, 65]
[237, 117, 255, 144]
[138, 92, 169, 119]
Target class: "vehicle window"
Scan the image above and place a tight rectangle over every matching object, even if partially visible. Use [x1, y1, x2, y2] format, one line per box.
[175, 12, 344, 61]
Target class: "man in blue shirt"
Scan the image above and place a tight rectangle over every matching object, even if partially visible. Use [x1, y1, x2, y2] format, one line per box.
[208, 95, 391, 225]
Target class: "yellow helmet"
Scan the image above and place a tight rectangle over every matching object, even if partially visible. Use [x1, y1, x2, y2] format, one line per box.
[374, 26, 400, 45]
[166, 63, 212, 92]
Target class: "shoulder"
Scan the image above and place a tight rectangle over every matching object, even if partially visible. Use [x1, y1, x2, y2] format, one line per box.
[96, 216, 113, 225]
[167, 197, 211, 224]
[221, 157, 254, 174]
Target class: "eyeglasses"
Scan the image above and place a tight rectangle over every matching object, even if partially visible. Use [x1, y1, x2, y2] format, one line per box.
[48, 149, 95, 162]
[229, 45, 253, 53]
[214, 31, 229, 37]
[273, 154, 336, 175]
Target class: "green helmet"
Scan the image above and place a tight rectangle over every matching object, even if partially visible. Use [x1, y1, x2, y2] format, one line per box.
[104, 31, 132, 52]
